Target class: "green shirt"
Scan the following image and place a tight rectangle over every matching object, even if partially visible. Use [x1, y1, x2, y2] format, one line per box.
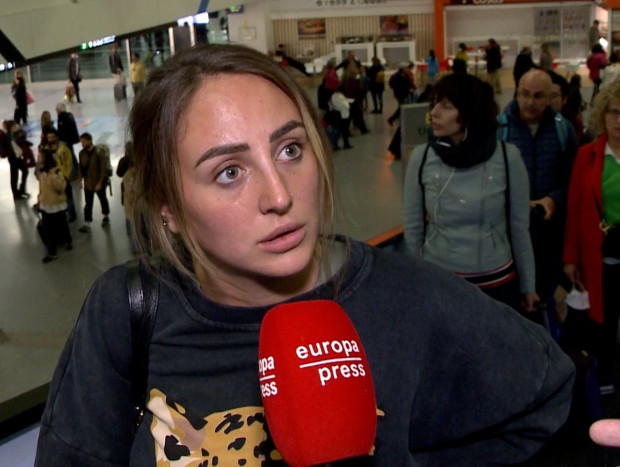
[602, 153, 620, 225]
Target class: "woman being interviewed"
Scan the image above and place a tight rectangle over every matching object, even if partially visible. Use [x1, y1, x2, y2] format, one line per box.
[564, 78, 620, 393]
[36, 44, 572, 465]
[403, 73, 539, 313]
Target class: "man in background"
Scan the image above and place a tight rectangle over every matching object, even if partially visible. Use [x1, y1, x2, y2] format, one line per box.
[78, 133, 110, 233]
[109, 44, 124, 76]
[513, 46, 536, 89]
[485, 38, 503, 94]
[129, 52, 146, 97]
[499, 69, 578, 329]
[67, 52, 82, 103]
[589, 19, 601, 51]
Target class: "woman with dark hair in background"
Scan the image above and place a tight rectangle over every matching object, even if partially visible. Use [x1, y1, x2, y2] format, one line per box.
[36, 147, 72, 263]
[367, 57, 385, 113]
[588, 43, 608, 101]
[11, 69, 28, 127]
[403, 73, 539, 313]
[513, 46, 536, 89]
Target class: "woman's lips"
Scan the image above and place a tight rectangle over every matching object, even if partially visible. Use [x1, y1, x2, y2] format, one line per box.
[259, 224, 306, 253]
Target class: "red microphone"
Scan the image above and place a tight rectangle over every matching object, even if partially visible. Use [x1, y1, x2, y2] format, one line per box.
[258, 300, 377, 466]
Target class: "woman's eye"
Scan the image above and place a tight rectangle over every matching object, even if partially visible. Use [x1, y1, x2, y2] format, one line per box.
[278, 143, 302, 161]
[216, 165, 241, 184]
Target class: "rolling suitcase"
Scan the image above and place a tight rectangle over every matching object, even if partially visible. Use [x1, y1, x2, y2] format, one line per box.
[114, 83, 126, 101]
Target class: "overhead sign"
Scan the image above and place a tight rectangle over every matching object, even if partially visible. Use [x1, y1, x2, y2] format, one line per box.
[80, 35, 116, 50]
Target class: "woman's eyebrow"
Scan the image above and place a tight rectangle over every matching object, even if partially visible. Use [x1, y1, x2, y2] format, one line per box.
[269, 120, 304, 142]
[194, 143, 250, 168]
[193, 120, 304, 169]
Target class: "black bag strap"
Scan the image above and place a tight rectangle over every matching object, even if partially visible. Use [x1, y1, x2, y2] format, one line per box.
[417, 143, 431, 237]
[126, 258, 160, 432]
[501, 140, 512, 247]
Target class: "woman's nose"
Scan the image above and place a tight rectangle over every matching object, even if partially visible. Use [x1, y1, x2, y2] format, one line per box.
[430, 104, 439, 118]
[258, 167, 292, 215]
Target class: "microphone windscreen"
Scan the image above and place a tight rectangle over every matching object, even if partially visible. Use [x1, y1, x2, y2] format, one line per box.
[258, 300, 376, 466]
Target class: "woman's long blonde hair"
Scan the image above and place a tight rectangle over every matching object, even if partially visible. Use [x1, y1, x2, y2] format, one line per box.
[591, 78, 620, 135]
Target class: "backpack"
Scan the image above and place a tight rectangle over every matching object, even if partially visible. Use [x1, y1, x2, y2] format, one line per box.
[497, 111, 567, 152]
[96, 144, 113, 177]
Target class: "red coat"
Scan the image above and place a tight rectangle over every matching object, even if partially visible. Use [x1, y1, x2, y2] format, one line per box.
[563, 133, 607, 323]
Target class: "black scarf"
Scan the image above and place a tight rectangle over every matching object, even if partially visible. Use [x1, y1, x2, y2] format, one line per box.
[430, 131, 497, 169]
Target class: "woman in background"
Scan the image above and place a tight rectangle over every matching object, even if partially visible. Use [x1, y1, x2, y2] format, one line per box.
[564, 79, 620, 394]
[455, 43, 468, 67]
[403, 73, 538, 313]
[453, 43, 468, 74]
[11, 69, 28, 127]
[425, 49, 439, 85]
[587, 43, 607, 101]
[40, 110, 55, 147]
[367, 56, 385, 113]
[36, 147, 72, 263]
[539, 43, 553, 71]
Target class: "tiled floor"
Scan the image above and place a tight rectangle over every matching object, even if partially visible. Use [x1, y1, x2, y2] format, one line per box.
[2, 67, 615, 466]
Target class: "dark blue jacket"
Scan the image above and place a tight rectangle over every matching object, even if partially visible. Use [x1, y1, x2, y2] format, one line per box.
[501, 99, 577, 212]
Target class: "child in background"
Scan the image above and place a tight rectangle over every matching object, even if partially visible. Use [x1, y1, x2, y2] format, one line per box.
[329, 86, 353, 149]
[321, 111, 341, 151]
[426, 50, 439, 85]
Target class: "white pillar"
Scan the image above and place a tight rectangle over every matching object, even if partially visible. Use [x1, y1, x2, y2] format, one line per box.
[124, 38, 131, 70]
[169, 27, 175, 56]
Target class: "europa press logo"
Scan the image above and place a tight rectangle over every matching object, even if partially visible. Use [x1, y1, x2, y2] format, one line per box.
[258, 300, 377, 464]
[259, 337, 367, 396]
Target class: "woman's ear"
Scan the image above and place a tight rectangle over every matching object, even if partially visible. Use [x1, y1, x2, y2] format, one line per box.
[161, 204, 180, 234]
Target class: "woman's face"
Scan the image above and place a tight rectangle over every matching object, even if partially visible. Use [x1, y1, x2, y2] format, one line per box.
[166, 74, 321, 302]
[606, 98, 620, 143]
[430, 97, 464, 144]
